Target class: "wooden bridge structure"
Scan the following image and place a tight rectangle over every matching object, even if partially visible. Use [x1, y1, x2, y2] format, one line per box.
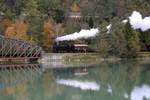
[0, 35, 42, 61]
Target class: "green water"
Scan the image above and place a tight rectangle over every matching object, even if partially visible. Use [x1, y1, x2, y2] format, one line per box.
[0, 60, 150, 100]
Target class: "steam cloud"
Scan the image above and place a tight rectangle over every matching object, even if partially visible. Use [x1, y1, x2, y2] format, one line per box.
[122, 19, 128, 24]
[129, 11, 150, 31]
[106, 24, 112, 33]
[56, 28, 99, 41]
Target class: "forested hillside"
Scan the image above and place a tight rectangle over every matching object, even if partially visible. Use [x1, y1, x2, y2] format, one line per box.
[0, 0, 150, 57]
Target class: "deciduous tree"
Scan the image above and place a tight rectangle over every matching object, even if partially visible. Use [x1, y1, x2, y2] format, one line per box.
[43, 19, 55, 52]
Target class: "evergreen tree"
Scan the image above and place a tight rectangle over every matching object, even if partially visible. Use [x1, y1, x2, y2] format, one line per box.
[52, 9, 65, 23]
[98, 20, 110, 58]
[109, 17, 127, 57]
[23, 0, 43, 44]
[88, 17, 94, 28]
[124, 22, 141, 57]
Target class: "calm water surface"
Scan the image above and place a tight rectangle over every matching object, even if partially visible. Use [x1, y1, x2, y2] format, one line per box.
[0, 60, 150, 100]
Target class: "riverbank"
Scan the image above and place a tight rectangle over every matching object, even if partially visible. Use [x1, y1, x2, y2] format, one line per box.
[40, 52, 150, 68]
[40, 53, 121, 69]
[63, 53, 121, 64]
[63, 52, 150, 62]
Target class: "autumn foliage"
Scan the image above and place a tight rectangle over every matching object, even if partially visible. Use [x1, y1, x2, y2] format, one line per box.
[43, 19, 56, 52]
[5, 24, 16, 38]
[0, 19, 13, 34]
[4, 18, 31, 41]
[71, 1, 80, 12]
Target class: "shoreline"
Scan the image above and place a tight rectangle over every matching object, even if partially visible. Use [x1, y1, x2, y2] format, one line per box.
[0, 52, 149, 65]
[40, 53, 150, 69]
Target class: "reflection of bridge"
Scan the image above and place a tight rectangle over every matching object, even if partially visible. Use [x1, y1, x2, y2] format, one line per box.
[0, 35, 42, 61]
[0, 64, 42, 90]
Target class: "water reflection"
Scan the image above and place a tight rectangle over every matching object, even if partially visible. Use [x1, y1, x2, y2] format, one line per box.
[107, 84, 112, 94]
[131, 85, 150, 100]
[0, 64, 42, 91]
[74, 68, 88, 76]
[56, 79, 100, 91]
[124, 92, 129, 99]
[52, 61, 150, 100]
[0, 60, 149, 100]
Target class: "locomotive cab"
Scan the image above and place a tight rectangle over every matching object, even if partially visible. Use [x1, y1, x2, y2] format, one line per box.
[53, 41, 74, 53]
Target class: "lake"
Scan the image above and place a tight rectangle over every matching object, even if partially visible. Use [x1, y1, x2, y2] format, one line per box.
[0, 60, 150, 100]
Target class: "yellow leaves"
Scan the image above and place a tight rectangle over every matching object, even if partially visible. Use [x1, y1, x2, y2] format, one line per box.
[71, 1, 80, 12]
[15, 19, 27, 35]
[43, 22, 65, 51]
[43, 19, 56, 51]
[44, 20, 55, 37]
[2, 19, 13, 30]
[3, 18, 32, 43]
[5, 24, 16, 38]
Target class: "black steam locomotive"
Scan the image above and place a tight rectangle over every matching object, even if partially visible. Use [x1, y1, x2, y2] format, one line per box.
[53, 41, 94, 53]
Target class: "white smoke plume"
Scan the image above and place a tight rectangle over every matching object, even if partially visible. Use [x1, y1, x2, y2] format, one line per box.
[122, 19, 128, 24]
[56, 79, 100, 91]
[56, 28, 99, 41]
[106, 24, 112, 33]
[129, 11, 150, 31]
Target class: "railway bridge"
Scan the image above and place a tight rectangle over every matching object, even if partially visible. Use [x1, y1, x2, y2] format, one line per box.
[0, 35, 42, 61]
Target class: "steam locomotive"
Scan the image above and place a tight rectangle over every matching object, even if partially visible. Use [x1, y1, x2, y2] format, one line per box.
[53, 41, 94, 53]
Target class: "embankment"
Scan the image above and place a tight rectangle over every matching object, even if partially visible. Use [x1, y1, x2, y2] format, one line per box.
[40, 53, 121, 68]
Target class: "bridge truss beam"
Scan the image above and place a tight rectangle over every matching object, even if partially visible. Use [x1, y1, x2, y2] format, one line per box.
[0, 35, 43, 61]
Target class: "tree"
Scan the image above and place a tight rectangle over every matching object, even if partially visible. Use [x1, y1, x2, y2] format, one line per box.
[38, 0, 65, 23]
[109, 17, 127, 57]
[23, 0, 42, 33]
[88, 17, 94, 28]
[52, 9, 65, 23]
[15, 18, 27, 35]
[5, 18, 32, 42]
[99, 36, 110, 58]
[1, 19, 13, 34]
[64, 19, 81, 34]
[98, 20, 110, 58]
[71, 1, 80, 13]
[127, 0, 150, 16]
[115, 0, 127, 17]
[14, 18, 31, 41]
[5, 24, 16, 38]
[96, 17, 140, 58]
[124, 22, 141, 58]
[43, 19, 56, 52]
[23, 0, 39, 17]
